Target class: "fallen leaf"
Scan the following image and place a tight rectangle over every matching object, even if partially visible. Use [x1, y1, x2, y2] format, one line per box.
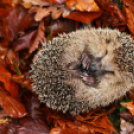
[66, 0, 100, 12]
[22, 0, 50, 6]
[121, 101, 134, 115]
[0, 61, 19, 99]
[95, 0, 126, 28]
[23, 0, 67, 5]
[28, 19, 46, 55]
[50, 127, 78, 134]
[0, 89, 27, 118]
[0, 117, 50, 134]
[123, 0, 134, 13]
[46, 107, 117, 134]
[18, 117, 50, 134]
[34, 7, 50, 21]
[28, 5, 71, 21]
[13, 31, 37, 52]
[48, 0, 67, 4]
[123, 6, 134, 37]
[0, 5, 37, 45]
[120, 118, 134, 134]
[67, 11, 102, 24]
[46, 19, 76, 39]
[120, 111, 133, 122]
[0, 0, 20, 7]
[22, 91, 41, 119]
[12, 74, 32, 90]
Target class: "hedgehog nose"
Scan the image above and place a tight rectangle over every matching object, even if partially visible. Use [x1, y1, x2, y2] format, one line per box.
[90, 63, 97, 71]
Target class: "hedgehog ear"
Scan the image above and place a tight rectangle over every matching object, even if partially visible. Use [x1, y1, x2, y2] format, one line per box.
[81, 51, 91, 69]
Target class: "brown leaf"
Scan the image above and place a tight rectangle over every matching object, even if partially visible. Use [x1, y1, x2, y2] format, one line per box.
[120, 111, 133, 122]
[0, 117, 50, 134]
[23, 0, 67, 5]
[0, 89, 27, 118]
[46, 19, 76, 38]
[123, 6, 134, 37]
[34, 7, 50, 21]
[0, 0, 20, 7]
[22, 0, 50, 6]
[0, 45, 8, 60]
[28, 19, 46, 55]
[121, 101, 134, 115]
[46, 107, 117, 134]
[123, 0, 134, 13]
[120, 118, 134, 134]
[13, 31, 37, 52]
[95, 0, 126, 28]
[67, 11, 102, 24]
[50, 127, 78, 134]
[48, 0, 67, 4]
[66, 0, 100, 12]
[22, 91, 41, 119]
[0, 5, 37, 45]
[0, 61, 19, 99]
[12, 74, 32, 90]
[18, 117, 50, 134]
[51, 8, 64, 20]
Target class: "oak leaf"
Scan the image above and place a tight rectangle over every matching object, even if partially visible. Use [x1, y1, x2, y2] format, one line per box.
[28, 19, 46, 55]
[67, 11, 102, 24]
[0, 89, 27, 118]
[66, 0, 100, 12]
[120, 118, 134, 134]
[0, 61, 19, 99]
[121, 101, 134, 115]
[123, 6, 134, 37]
[28, 5, 70, 21]
[22, 0, 67, 6]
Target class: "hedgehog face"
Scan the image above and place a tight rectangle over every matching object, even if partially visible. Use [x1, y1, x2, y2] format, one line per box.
[31, 28, 134, 115]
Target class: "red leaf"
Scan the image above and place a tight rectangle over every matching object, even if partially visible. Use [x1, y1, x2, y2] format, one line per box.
[123, 0, 134, 13]
[123, 6, 134, 37]
[12, 74, 32, 91]
[22, 91, 41, 119]
[0, 61, 19, 99]
[46, 19, 76, 39]
[0, 89, 27, 118]
[18, 117, 50, 134]
[48, 0, 67, 4]
[66, 0, 100, 12]
[67, 11, 102, 24]
[28, 19, 46, 55]
[50, 127, 78, 134]
[0, 5, 37, 44]
[13, 31, 37, 52]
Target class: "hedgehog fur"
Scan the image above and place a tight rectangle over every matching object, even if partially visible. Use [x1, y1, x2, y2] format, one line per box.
[30, 28, 134, 115]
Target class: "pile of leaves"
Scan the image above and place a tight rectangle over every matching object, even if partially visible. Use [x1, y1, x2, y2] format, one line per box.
[0, 0, 134, 133]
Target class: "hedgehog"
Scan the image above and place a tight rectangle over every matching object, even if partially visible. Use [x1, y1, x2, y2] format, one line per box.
[30, 28, 134, 115]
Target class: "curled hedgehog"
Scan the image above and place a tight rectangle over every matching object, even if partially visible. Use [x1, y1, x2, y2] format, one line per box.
[30, 28, 134, 115]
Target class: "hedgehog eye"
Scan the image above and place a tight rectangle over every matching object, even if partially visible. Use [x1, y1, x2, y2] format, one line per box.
[95, 57, 102, 62]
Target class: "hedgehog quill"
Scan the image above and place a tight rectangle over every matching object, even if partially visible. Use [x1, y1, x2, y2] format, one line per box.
[30, 28, 134, 115]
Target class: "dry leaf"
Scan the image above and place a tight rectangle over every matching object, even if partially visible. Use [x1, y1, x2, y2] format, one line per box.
[0, 89, 27, 118]
[0, 0, 20, 7]
[67, 11, 102, 24]
[120, 118, 134, 134]
[123, 6, 134, 37]
[0, 61, 19, 99]
[13, 31, 37, 52]
[120, 111, 133, 122]
[28, 19, 46, 55]
[66, 0, 100, 12]
[121, 101, 134, 115]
